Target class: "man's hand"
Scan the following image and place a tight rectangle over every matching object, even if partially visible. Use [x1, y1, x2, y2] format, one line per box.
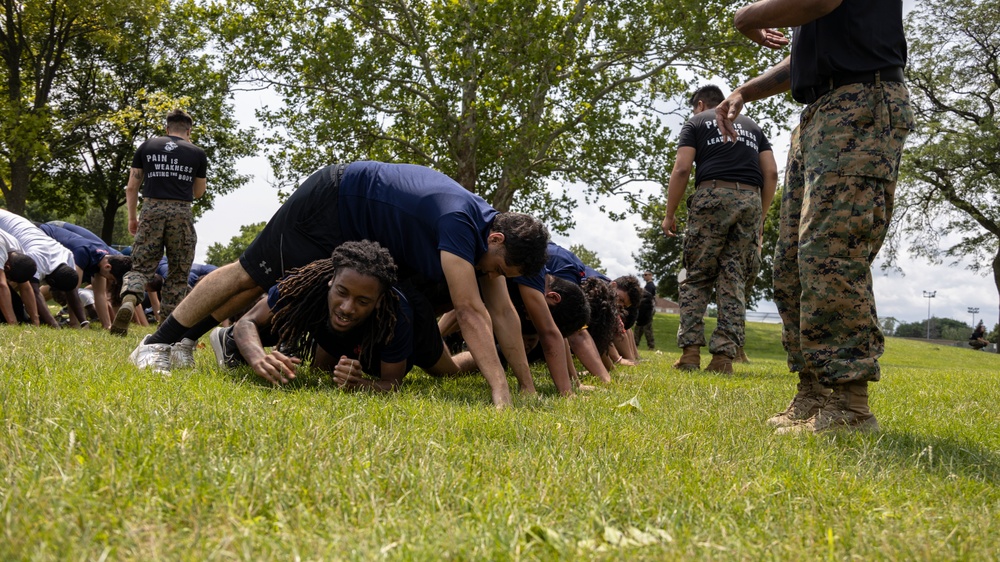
[740, 25, 789, 49]
[128, 217, 139, 236]
[715, 92, 745, 143]
[661, 214, 678, 237]
[333, 356, 366, 389]
[250, 351, 300, 385]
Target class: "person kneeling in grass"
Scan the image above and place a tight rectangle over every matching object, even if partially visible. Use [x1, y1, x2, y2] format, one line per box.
[210, 240, 472, 391]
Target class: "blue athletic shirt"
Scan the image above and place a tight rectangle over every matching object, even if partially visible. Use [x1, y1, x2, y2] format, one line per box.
[266, 284, 415, 370]
[338, 162, 497, 282]
[38, 223, 110, 282]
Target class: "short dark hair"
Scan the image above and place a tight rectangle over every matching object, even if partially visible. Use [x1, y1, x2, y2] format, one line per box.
[106, 255, 132, 285]
[689, 85, 725, 110]
[46, 263, 79, 292]
[165, 109, 194, 133]
[546, 275, 590, 337]
[614, 275, 641, 314]
[145, 273, 164, 293]
[491, 212, 549, 276]
[6, 251, 37, 283]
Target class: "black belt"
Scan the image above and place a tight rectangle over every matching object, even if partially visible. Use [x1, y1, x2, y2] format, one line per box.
[798, 66, 905, 105]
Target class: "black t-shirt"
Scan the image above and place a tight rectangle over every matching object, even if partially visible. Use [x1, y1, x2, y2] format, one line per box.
[790, 0, 907, 103]
[132, 135, 208, 201]
[678, 110, 772, 187]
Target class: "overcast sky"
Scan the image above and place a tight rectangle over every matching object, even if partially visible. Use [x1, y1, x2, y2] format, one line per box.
[196, 0, 995, 328]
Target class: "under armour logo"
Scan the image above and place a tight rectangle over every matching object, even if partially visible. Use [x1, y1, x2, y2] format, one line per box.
[260, 260, 272, 275]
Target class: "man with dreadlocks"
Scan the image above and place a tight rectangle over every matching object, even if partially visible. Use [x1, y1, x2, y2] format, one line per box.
[129, 161, 548, 408]
[210, 241, 466, 390]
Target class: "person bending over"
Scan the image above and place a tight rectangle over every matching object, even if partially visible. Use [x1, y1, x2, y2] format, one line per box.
[207, 241, 473, 391]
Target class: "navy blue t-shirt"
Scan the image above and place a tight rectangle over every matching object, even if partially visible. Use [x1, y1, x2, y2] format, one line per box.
[266, 284, 414, 375]
[38, 223, 110, 282]
[337, 162, 497, 282]
[45, 222, 120, 255]
[678, 110, 772, 187]
[188, 263, 217, 286]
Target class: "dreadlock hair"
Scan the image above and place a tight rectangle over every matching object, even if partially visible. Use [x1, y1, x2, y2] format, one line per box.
[614, 275, 642, 329]
[547, 275, 590, 337]
[5, 251, 36, 283]
[271, 240, 399, 366]
[581, 277, 618, 353]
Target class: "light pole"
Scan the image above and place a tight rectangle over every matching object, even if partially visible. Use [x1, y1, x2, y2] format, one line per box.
[968, 307, 979, 328]
[923, 291, 936, 339]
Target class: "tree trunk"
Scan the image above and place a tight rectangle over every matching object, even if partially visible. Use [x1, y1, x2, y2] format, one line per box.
[4, 156, 30, 214]
[993, 246, 1000, 353]
[100, 192, 122, 244]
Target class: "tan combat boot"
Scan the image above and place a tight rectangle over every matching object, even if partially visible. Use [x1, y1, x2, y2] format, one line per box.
[705, 353, 733, 374]
[734, 347, 750, 363]
[776, 381, 879, 434]
[672, 346, 701, 370]
[766, 372, 830, 427]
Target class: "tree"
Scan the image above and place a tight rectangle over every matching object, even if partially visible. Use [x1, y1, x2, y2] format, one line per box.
[0, 0, 140, 213]
[568, 243, 603, 275]
[205, 222, 266, 266]
[38, 0, 255, 242]
[891, 0, 1000, 350]
[894, 316, 971, 340]
[215, 0, 789, 232]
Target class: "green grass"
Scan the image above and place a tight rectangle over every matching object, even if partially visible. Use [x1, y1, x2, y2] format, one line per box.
[1, 315, 999, 560]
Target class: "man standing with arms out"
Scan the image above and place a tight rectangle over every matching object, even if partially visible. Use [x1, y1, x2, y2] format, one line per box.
[127, 161, 548, 408]
[662, 85, 778, 374]
[112, 109, 207, 338]
[716, 0, 913, 433]
[634, 271, 657, 351]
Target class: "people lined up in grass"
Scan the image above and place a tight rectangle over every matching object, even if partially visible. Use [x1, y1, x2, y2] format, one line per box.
[209, 240, 474, 390]
[124, 161, 549, 408]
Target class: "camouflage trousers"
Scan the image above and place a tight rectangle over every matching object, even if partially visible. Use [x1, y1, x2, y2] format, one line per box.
[677, 187, 762, 358]
[634, 320, 655, 349]
[773, 81, 913, 385]
[121, 198, 197, 317]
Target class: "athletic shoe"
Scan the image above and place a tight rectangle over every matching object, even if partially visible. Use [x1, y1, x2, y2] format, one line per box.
[171, 338, 197, 369]
[129, 335, 172, 374]
[210, 326, 246, 369]
[110, 295, 136, 336]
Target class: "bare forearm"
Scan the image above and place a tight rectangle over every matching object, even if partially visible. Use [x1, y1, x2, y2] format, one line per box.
[538, 328, 573, 395]
[456, 306, 513, 406]
[736, 57, 792, 104]
[233, 318, 267, 365]
[734, 0, 841, 31]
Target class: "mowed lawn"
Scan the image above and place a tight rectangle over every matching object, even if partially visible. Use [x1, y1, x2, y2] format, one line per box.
[1, 315, 998, 560]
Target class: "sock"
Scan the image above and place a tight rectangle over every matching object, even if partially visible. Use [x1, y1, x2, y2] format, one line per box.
[147, 315, 189, 345]
[181, 315, 221, 342]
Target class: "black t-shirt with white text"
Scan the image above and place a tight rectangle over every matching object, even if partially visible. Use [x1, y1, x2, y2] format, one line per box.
[131, 135, 208, 201]
[677, 110, 772, 188]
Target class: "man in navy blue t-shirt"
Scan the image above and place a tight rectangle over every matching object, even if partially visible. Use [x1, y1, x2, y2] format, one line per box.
[129, 161, 548, 408]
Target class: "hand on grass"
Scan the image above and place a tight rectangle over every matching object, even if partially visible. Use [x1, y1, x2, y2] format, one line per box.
[251, 351, 300, 385]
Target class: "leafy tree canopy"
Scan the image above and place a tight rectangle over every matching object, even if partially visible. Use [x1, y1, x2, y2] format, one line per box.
[568, 243, 603, 275]
[213, 0, 790, 232]
[890, 0, 1000, 337]
[205, 222, 266, 266]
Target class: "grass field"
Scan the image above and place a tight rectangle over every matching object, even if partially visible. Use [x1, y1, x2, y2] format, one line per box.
[1, 315, 999, 560]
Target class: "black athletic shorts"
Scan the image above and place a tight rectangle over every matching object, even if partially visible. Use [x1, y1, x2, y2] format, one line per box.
[240, 164, 347, 289]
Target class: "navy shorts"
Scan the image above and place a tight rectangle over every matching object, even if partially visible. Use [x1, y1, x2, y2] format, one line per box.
[240, 164, 347, 289]
[401, 282, 446, 370]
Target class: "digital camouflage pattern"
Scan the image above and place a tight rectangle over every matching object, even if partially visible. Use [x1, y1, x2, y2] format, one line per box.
[121, 199, 197, 317]
[677, 186, 762, 358]
[773, 81, 913, 385]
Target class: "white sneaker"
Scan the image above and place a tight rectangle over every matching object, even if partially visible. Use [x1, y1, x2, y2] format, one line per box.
[129, 335, 172, 374]
[171, 338, 197, 369]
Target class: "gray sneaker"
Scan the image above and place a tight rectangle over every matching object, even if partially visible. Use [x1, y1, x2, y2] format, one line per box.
[210, 326, 246, 369]
[171, 338, 197, 369]
[129, 335, 172, 374]
[110, 296, 136, 336]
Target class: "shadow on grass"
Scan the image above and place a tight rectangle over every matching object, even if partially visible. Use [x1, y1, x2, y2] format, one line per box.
[839, 430, 1000, 485]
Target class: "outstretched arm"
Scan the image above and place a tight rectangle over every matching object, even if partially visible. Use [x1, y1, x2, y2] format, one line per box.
[232, 296, 300, 384]
[519, 284, 574, 396]
[441, 251, 513, 408]
[716, 57, 791, 142]
[481, 274, 536, 396]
